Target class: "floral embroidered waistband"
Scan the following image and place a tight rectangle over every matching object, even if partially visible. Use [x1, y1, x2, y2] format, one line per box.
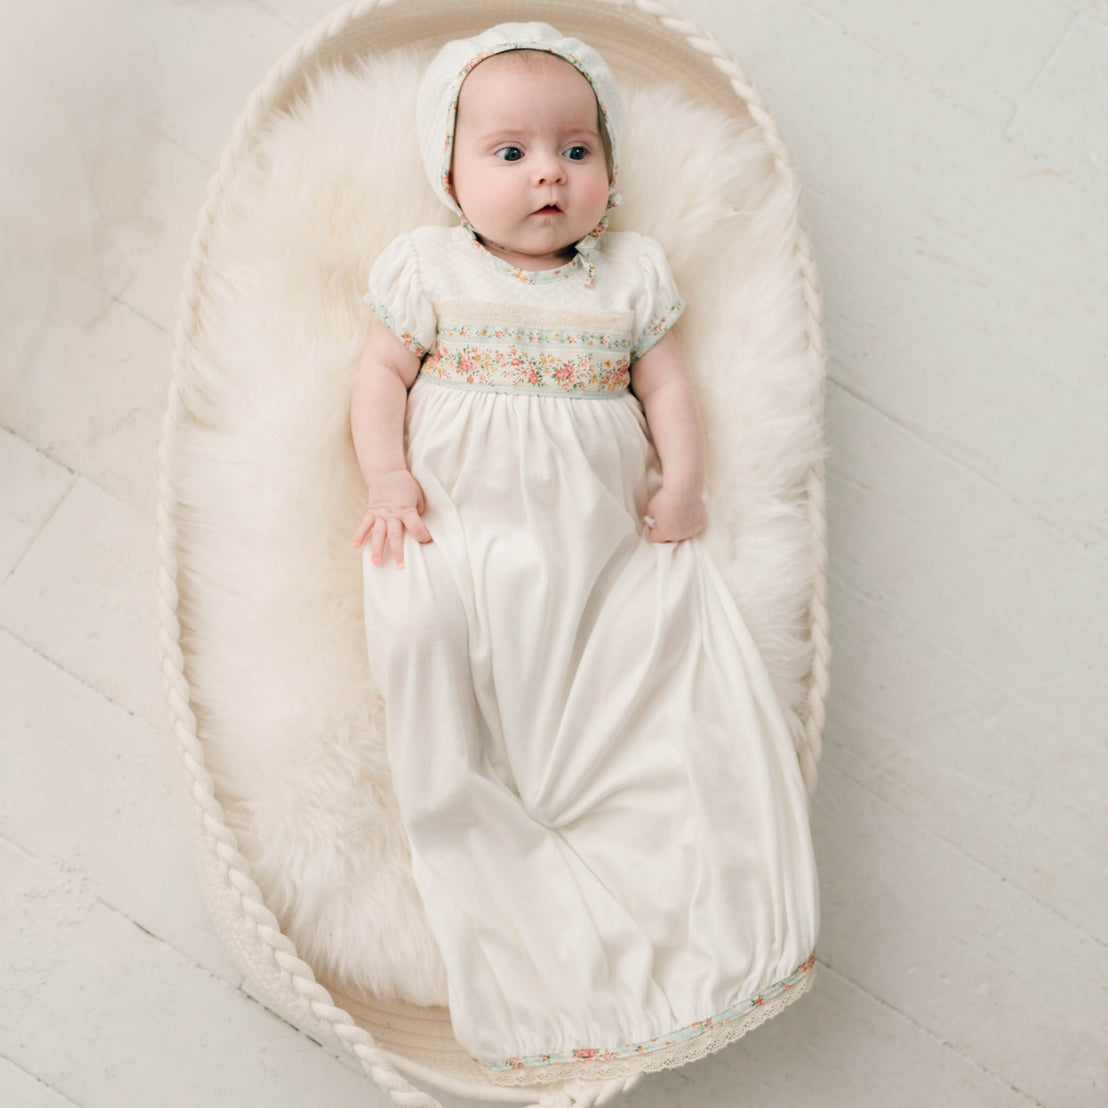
[419, 303, 635, 397]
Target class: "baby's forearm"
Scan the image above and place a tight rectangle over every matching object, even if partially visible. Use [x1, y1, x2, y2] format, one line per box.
[640, 377, 705, 495]
[350, 319, 424, 485]
[350, 356, 410, 484]
[632, 332, 705, 499]
[349, 326, 429, 557]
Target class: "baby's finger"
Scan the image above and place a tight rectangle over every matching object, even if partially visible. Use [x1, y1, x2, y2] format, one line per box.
[353, 512, 374, 547]
[404, 509, 433, 544]
[387, 516, 405, 567]
[369, 517, 388, 565]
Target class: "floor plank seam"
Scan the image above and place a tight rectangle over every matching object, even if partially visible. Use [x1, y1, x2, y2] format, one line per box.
[0, 474, 80, 587]
[0, 425, 80, 476]
[2, 829, 246, 1000]
[0, 421, 159, 526]
[802, 0, 1102, 206]
[826, 378, 1106, 554]
[800, 4, 1019, 134]
[90, 894, 249, 997]
[827, 571, 1108, 761]
[236, 986, 336, 1056]
[0, 1050, 85, 1108]
[818, 758, 1107, 952]
[0, 626, 147, 725]
[814, 961, 1049, 1107]
[0, 829, 95, 882]
[1003, 10, 1081, 141]
[108, 287, 174, 340]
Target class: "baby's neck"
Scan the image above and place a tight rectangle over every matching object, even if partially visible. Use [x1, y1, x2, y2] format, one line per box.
[473, 234, 576, 271]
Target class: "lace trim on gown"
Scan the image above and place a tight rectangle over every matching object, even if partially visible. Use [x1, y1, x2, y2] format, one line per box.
[475, 952, 817, 1087]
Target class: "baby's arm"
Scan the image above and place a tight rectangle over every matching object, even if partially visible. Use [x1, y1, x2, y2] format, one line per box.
[629, 331, 708, 543]
[350, 319, 432, 567]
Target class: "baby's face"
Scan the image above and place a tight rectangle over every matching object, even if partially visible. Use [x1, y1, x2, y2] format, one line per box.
[450, 51, 611, 269]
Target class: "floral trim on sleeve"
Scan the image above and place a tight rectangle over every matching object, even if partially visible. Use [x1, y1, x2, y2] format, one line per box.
[364, 294, 430, 356]
[633, 298, 687, 361]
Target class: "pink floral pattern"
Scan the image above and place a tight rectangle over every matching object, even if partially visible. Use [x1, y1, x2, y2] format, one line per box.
[420, 318, 632, 395]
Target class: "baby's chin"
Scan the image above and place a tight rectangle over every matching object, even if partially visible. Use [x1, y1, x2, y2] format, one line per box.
[475, 230, 582, 269]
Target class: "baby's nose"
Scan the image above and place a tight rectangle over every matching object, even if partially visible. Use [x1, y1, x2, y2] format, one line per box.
[532, 152, 566, 185]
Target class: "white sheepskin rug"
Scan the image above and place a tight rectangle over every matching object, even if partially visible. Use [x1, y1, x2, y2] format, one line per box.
[172, 47, 824, 1007]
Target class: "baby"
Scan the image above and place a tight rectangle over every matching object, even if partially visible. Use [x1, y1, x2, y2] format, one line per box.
[349, 22, 818, 1083]
[351, 29, 707, 564]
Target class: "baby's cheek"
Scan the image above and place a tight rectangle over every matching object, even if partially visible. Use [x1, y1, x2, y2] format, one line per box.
[583, 172, 611, 213]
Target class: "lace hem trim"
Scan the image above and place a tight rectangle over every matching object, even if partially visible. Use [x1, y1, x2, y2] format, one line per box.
[474, 953, 817, 1087]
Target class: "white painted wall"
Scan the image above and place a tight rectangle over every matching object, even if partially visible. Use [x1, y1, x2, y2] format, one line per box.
[1, 1, 1104, 1105]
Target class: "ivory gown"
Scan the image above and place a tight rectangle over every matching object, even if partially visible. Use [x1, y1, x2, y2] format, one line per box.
[361, 223, 819, 1081]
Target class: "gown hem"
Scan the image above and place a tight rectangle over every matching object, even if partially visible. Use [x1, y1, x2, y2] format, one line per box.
[473, 951, 817, 1086]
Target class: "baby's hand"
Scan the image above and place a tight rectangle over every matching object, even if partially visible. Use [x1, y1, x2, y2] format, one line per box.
[644, 486, 707, 544]
[353, 469, 432, 567]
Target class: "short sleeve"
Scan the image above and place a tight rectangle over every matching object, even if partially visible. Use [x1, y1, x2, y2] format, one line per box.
[631, 235, 687, 360]
[362, 232, 437, 356]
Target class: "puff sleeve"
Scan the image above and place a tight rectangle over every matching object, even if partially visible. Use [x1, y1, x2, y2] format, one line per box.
[362, 232, 437, 357]
[631, 235, 687, 361]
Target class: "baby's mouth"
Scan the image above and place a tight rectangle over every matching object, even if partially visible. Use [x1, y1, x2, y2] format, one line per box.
[533, 203, 563, 215]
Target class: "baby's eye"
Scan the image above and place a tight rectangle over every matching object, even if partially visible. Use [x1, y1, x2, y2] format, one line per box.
[564, 145, 589, 161]
[495, 146, 524, 162]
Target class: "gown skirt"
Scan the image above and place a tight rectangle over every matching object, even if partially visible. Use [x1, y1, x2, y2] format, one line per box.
[361, 373, 820, 1076]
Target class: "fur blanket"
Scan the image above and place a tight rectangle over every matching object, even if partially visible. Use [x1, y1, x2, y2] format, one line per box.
[172, 47, 824, 1006]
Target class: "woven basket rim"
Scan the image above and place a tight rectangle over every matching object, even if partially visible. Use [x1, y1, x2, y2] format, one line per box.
[157, 1, 828, 1105]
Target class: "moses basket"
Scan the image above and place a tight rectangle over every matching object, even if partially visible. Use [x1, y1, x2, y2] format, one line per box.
[157, 0, 830, 1103]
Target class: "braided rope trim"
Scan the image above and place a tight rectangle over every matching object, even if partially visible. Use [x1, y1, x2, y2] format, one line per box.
[156, 1, 830, 1106]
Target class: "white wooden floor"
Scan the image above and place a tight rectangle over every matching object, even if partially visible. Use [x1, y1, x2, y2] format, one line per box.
[2, 1, 1105, 1105]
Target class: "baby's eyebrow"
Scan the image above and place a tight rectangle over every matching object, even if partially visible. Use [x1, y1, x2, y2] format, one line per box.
[477, 130, 531, 142]
[474, 126, 600, 145]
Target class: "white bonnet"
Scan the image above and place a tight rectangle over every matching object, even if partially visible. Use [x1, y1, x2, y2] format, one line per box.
[416, 21, 623, 219]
